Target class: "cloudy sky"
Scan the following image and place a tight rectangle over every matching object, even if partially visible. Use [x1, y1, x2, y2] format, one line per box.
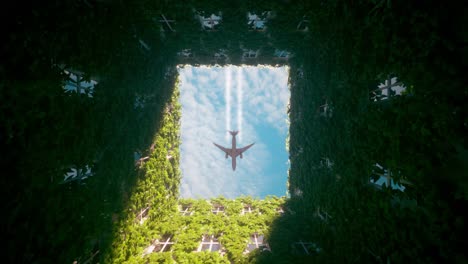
[178, 65, 290, 199]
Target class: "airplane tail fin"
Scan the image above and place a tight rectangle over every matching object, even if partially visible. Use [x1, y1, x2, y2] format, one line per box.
[229, 130, 239, 136]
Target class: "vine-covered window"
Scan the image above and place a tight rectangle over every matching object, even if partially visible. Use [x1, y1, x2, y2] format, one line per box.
[211, 204, 225, 214]
[274, 49, 291, 59]
[62, 164, 94, 184]
[296, 15, 309, 31]
[196, 11, 222, 31]
[143, 235, 174, 255]
[157, 14, 176, 32]
[177, 49, 194, 59]
[242, 49, 258, 59]
[136, 206, 151, 225]
[315, 206, 332, 221]
[370, 76, 407, 101]
[276, 207, 285, 215]
[179, 205, 193, 216]
[241, 205, 253, 215]
[197, 235, 222, 252]
[247, 12, 271, 31]
[62, 69, 98, 98]
[291, 241, 321, 255]
[370, 163, 410, 191]
[213, 49, 229, 63]
[245, 233, 270, 254]
[320, 157, 334, 168]
[317, 100, 333, 117]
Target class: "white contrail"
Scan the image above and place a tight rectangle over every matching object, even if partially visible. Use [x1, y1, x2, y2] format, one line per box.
[225, 67, 232, 141]
[236, 66, 243, 141]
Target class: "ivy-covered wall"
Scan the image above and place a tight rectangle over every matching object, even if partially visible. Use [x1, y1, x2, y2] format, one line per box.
[105, 82, 181, 262]
[2, 1, 466, 263]
[110, 196, 285, 263]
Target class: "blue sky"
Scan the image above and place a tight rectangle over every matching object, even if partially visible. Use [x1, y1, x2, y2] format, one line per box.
[177, 65, 290, 199]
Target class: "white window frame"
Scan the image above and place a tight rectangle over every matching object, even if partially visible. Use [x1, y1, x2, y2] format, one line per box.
[62, 164, 94, 184]
[178, 49, 194, 58]
[276, 207, 285, 215]
[244, 233, 270, 254]
[198, 12, 222, 31]
[318, 100, 332, 117]
[247, 12, 270, 31]
[274, 49, 290, 59]
[296, 16, 309, 31]
[316, 206, 332, 221]
[242, 50, 258, 59]
[197, 235, 222, 252]
[370, 163, 411, 191]
[371, 76, 407, 101]
[158, 14, 176, 32]
[179, 205, 193, 216]
[63, 69, 97, 98]
[292, 241, 321, 255]
[137, 206, 151, 225]
[241, 205, 253, 215]
[143, 235, 175, 255]
[211, 205, 225, 214]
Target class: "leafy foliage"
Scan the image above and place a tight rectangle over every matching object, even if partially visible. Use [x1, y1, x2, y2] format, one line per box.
[2, 0, 466, 263]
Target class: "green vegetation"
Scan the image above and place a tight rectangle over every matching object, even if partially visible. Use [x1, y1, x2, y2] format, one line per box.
[109, 195, 284, 263]
[106, 83, 181, 262]
[1, 1, 466, 263]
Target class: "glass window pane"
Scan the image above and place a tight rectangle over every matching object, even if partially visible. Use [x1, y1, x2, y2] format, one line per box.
[153, 244, 163, 252]
[211, 243, 220, 251]
[248, 244, 257, 251]
[201, 244, 211, 251]
[162, 244, 173, 252]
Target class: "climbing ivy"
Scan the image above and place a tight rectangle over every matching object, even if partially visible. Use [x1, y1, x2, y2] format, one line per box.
[2, 1, 466, 263]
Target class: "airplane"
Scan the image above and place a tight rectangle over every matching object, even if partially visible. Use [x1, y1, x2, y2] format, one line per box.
[213, 131, 255, 171]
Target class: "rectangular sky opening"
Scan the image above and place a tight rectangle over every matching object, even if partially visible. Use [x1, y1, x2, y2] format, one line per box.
[177, 65, 290, 199]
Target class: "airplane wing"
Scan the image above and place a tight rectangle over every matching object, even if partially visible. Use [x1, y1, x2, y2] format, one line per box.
[213, 143, 232, 156]
[235, 143, 255, 157]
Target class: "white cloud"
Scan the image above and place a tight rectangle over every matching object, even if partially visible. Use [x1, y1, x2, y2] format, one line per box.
[178, 65, 289, 198]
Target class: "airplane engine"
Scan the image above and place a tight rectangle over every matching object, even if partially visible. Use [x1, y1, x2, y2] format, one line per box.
[240, 153, 243, 159]
[225, 153, 228, 159]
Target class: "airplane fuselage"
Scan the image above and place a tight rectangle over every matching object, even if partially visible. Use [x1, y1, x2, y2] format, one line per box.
[213, 130, 254, 171]
[231, 134, 237, 170]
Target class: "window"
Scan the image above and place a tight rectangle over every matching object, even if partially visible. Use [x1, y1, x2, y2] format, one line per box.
[178, 49, 194, 58]
[317, 101, 333, 117]
[245, 233, 270, 254]
[315, 207, 332, 221]
[62, 164, 94, 184]
[63, 69, 97, 98]
[242, 49, 258, 59]
[247, 12, 271, 31]
[157, 14, 176, 32]
[197, 235, 222, 252]
[370, 76, 407, 101]
[274, 49, 291, 59]
[293, 188, 303, 197]
[197, 11, 222, 31]
[211, 205, 225, 214]
[370, 163, 411, 192]
[276, 207, 285, 215]
[136, 206, 150, 225]
[241, 205, 253, 215]
[134, 93, 156, 110]
[292, 241, 321, 255]
[320, 157, 334, 168]
[296, 16, 309, 31]
[213, 49, 229, 62]
[179, 205, 193, 216]
[143, 235, 174, 255]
